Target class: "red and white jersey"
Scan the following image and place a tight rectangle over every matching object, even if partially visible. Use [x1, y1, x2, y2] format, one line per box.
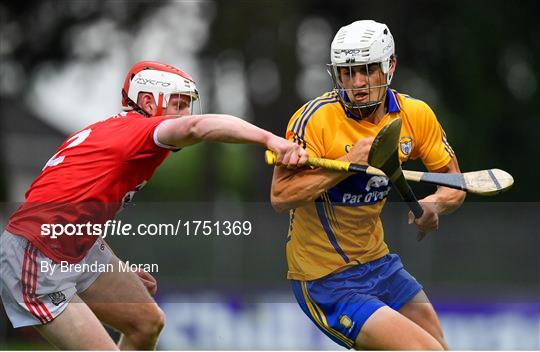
[7, 111, 177, 263]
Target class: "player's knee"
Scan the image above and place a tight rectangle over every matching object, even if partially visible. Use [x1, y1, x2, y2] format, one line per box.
[124, 305, 165, 344]
[419, 330, 448, 351]
[438, 337, 449, 350]
[419, 307, 448, 349]
[140, 305, 165, 337]
[155, 306, 166, 333]
[415, 337, 445, 351]
[429, 328, 448, 350]
[356, 336, 444, 351]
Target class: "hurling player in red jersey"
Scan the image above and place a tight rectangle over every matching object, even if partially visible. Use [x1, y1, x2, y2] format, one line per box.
[0, 61, 308, 350]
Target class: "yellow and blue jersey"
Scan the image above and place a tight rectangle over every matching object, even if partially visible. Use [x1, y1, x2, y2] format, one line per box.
[285, 88, 454, 281]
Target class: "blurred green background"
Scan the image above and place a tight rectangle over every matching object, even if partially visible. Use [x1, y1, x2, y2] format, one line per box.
[1, 0, 538, 203]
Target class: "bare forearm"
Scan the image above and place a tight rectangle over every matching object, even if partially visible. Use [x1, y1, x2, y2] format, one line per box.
[271, 155, 351, 212]
[189, 114, 272, 146]
[157, 114, 308, 169]
[158, 114, 274, 148]
[423, 156, 466, 215]
[423, 187, 466, 215]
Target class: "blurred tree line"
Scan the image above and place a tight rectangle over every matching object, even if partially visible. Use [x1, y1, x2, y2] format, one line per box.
[0, 0, 538, 203]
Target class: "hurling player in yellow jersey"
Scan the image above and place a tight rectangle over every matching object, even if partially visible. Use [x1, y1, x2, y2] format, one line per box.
[271, 20, 466, 350]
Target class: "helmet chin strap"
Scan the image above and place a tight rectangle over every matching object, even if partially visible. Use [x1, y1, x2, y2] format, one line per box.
[122, 89, 151, 117]
[340, 89, 385, 120]
[355, 102, 382, 119]
[156, 93, 164, 116]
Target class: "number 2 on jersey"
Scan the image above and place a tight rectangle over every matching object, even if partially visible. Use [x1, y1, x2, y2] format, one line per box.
[43, 129, 92, 170]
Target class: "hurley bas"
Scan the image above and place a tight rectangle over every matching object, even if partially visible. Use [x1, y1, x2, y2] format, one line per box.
[40, 260, 159, 276]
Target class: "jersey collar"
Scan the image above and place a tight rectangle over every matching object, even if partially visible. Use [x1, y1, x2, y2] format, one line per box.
[387, 88, 401, 113]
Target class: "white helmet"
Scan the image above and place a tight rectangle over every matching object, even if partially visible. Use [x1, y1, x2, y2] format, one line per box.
[328, 20, 395, 115]
[121, 61, 199, 116]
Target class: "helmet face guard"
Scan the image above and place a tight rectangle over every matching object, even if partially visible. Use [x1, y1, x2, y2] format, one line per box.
[121, 61, 201, 117]
[328, 59, 392, 118]
[158, 90, 202, 117]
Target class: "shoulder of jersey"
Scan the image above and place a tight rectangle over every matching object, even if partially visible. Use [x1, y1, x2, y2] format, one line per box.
[394, 90, 431, 113]
[89, 111, 144, 127]
[289, 91, 341, 136]
[111, 111, 144, 120]
[298, 91, 341, 123]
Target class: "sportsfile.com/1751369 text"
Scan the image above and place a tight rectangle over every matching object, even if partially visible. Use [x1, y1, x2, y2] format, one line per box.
[40, 220, 253, 239]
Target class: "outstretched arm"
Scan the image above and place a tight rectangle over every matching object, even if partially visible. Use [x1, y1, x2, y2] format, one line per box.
[156, 114, 308, 167]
